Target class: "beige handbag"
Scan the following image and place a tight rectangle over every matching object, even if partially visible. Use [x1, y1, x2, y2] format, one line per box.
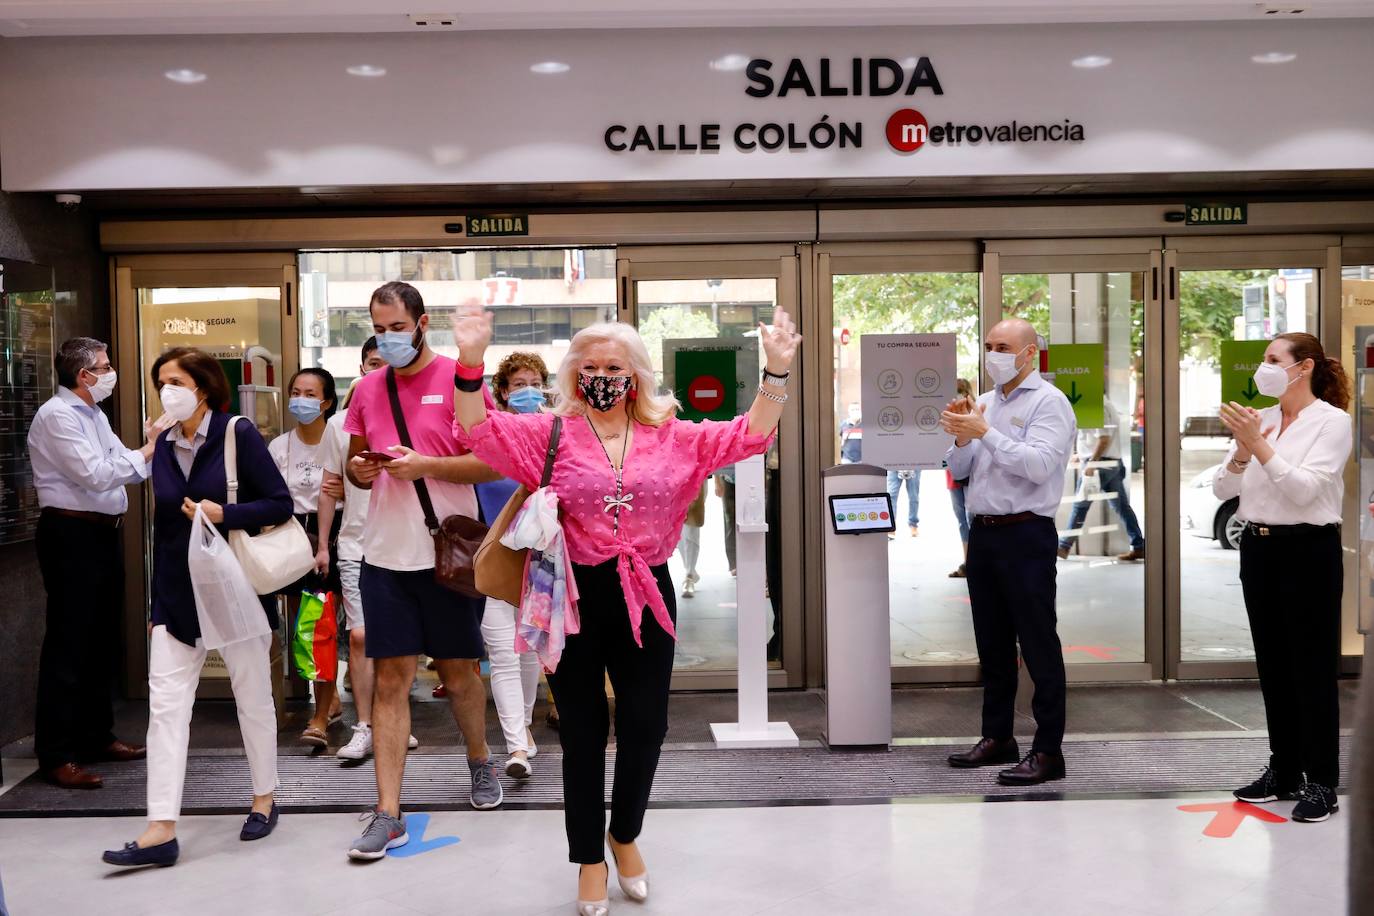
[474, 416, 562, 605]
[223, 415, 315, 595]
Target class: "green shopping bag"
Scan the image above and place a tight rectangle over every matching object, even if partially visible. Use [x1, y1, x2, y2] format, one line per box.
[292, 591, 339, 683]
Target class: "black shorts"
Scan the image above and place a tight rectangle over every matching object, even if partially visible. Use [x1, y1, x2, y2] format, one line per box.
[358, 561, 485, 660]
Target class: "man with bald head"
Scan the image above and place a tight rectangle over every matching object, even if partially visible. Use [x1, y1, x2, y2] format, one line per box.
[940, 319, 1076, 785]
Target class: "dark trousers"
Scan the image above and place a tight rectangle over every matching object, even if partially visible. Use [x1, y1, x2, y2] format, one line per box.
[965, 516, 1066, 754]
[1240, 525, 1342, 788]
[1059, 459, 1145, 551]
[548, 559, 676, 864]
[34, 512, 122, 770]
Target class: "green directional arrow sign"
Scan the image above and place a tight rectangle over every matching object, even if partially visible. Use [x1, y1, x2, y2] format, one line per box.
[1047, 343, 1103, 428]
[1220, 339, 1277, 409]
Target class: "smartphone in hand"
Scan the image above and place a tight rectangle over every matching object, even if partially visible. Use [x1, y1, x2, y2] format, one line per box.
[358, 450, 396, 463]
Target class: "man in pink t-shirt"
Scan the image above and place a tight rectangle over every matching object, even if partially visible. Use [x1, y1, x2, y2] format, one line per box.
[342, 281, 503, 861]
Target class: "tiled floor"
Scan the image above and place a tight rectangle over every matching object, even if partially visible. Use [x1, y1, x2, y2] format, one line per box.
[0, 795, 1347, 915]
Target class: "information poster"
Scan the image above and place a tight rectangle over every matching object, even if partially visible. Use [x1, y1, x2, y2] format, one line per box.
[1047, 343, 1105, 429]
[0, 260, 55, 546]
[859, 333, 956, 470]
[663, 337, 758, 421]
[1219, 339, 1277, 409]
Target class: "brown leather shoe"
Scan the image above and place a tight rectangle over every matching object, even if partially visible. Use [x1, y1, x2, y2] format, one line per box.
[94, 740, 147, 762]
[1116, 548, 1144, 562]
[45, 763, 103, 790]
[997, 751, 1067, 786]
[948, 737, 1020, 769]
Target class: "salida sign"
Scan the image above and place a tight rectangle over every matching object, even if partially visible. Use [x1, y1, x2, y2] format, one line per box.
[604, 56, 1086, 156]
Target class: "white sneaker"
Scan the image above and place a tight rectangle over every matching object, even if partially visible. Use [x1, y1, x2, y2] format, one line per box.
[505, 754, 533, 780]
[408, 734, 419, 750]
[337, 723, 373, 761]
[527, 728, 538, 759]
[682, 579, 696, 598]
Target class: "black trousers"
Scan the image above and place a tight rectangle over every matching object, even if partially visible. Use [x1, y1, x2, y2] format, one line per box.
[965, 516, 1067, 755]
[548, 559, 676, 864]
[34, 512, 123, 770]
[1239, 524, 1343, 788]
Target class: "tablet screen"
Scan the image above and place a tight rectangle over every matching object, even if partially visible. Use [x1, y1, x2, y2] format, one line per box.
[828, 493, 896, 535]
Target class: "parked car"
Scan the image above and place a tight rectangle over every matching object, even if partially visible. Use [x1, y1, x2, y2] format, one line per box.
[1182, 464, 1242, 549]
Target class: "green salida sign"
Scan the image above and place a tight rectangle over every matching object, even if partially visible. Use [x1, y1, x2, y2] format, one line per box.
[1047, 343, 1104, 429]
[1219, 339, 1277, 408]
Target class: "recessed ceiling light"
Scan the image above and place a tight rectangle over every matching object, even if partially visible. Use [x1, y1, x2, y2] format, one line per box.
[346, 64, 387, 78]
[164, 68, 207, 84]
[1071, 55, 1113, 69]
[1251, 51, 1297, 64]
[530, 61, 570, 75]
[709, 54, 751, 72]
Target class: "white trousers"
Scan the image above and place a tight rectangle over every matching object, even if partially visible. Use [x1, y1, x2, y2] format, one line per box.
[677, 524, 701, 581]
[480, 598, 540, 755]
[146, 626, 278, 821]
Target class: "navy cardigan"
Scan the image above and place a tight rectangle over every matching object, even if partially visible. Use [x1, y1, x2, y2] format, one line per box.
[151, 412, 293, 647]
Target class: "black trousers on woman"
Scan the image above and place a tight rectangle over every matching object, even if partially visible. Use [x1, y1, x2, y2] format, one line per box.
[1239, 523, 1343, 789]
[548, 559, 677, 864]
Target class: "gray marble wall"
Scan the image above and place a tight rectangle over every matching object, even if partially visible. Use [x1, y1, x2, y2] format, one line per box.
[0, 190, 106, 750]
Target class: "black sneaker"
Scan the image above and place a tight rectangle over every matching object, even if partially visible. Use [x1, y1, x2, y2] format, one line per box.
[1233, 766, 1295, 804]
[1290, 781, 1339, 823]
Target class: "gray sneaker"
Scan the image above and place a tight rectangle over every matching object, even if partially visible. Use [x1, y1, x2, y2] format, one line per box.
[347, 808, 409, 861]
[468, 757, 504, 810]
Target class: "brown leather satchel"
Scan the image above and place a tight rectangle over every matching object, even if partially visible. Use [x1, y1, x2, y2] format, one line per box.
[474, 416, 562, 605]
[385, 368, 488, 598]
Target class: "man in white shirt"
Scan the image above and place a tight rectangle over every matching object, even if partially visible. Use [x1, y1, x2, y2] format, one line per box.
[26, 337, 154, 789]
[1056, 398, 1145, 561]
[941, 319, 1076, 787]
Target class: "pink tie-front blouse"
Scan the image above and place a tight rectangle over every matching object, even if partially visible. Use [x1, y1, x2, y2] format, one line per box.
[454, 410, 774, 645]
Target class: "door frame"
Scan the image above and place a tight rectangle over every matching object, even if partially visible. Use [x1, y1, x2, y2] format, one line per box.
[617, 244, 805, 690]
[110, 252, 299, 697]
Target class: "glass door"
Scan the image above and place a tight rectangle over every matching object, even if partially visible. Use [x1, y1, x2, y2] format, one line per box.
[1164, 238, 1335, 678]
[818, 242, 984, 683]
[618, 245, 803, 689]
[989, 240, 1161, 681]
[112, 253, 298, 697]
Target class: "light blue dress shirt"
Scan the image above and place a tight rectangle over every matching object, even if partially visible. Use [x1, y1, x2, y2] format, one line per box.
[26, 387, 148, 515]
[945, 371, 1076, 520]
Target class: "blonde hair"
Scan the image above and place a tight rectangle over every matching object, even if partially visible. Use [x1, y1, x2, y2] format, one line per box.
[553, 322, 679, 426]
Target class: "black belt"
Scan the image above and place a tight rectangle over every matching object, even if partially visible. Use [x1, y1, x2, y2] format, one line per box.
[973, 512, 1041, 528]
[1243, 522, 1339, 538]
[41, 506, 123, 529]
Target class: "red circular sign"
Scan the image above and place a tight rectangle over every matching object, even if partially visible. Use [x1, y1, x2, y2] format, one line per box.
[886, 109, 929, 153]
[840, 328, 852, 346]
[687, 374, 725, 413]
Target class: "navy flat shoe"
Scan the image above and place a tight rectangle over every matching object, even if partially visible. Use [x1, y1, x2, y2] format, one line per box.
[102, 838, 179, 868]
[240, 803, 279, 841]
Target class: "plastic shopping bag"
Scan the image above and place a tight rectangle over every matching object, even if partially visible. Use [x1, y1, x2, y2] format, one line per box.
[1075, 470, 1102, 501]
[500, 487, 579, 673]
[292, 591, 339, 683]
[187, 505, 272, 650]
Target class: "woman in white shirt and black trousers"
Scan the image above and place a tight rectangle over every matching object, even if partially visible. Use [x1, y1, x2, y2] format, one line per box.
[1215, 331, 1351, 823]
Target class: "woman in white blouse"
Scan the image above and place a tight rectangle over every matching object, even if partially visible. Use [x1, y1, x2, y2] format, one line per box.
[1214, 331, 1351, 823]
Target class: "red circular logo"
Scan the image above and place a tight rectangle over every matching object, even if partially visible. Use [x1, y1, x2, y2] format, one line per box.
[687, 374, 725, 413]
[886, 109, 929, 153]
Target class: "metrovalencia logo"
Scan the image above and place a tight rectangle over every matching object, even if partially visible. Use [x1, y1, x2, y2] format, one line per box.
[885, 108, 1085, 153]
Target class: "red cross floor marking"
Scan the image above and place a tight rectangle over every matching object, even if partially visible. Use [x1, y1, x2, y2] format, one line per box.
[1062, 645, 1121, 660]
[1177, 801, 1287, 838]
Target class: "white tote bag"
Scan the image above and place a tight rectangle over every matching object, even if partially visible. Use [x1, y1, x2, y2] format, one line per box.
[222, 415, 315, 594]
[187, 504, 271, 650]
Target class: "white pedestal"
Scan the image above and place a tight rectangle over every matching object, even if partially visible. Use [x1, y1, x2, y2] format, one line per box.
[710, 454, 799, 750]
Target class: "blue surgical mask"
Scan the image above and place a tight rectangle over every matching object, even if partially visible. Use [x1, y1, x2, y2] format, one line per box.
[376, 328, 422, 368]
[288, 396, 323, 424]
[507, 386, 546, 414]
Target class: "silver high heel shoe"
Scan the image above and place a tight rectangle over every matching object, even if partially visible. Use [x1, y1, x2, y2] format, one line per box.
[576, 864, 610, 916]
[609, 844, 650, 903]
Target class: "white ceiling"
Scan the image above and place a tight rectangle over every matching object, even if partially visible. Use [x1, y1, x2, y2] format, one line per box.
[2, 0, 1373, 37]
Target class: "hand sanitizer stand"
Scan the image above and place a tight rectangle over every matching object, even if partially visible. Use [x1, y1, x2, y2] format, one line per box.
[822, 464, 893, 748]
[710, 454, 799, 748]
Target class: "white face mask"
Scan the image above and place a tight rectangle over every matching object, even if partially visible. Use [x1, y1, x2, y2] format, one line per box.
[85, 369, 117, 403]
[159, 384, 201, 422]
[985, 347, 1026, 386]
[1253, 361, 1300, 398]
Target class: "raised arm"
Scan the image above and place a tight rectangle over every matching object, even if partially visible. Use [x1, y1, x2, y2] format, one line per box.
[745, 305, 803, 437]
[453, 303, 493, 434]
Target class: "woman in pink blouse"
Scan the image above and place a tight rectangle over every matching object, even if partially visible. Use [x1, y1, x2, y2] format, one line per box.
[453, 305, 800, 916]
